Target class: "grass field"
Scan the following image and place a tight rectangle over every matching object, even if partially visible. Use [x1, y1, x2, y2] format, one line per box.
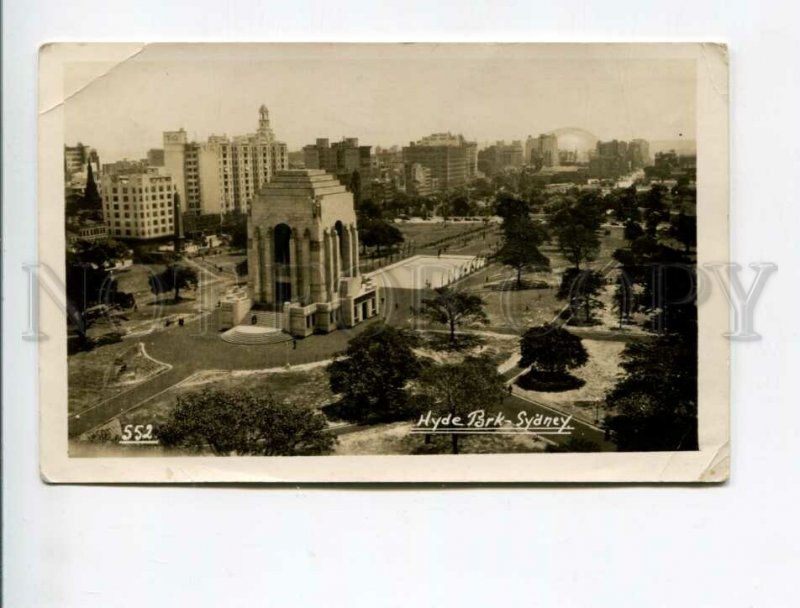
[68, 341, 170, 415]
[95, 365, 334, 431]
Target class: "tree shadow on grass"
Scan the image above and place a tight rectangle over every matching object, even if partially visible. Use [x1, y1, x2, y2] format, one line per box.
[423, 332, 485, 352]
[515, 369, 585, 392]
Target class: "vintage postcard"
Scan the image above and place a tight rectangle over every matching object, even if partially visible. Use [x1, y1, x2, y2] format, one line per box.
[38, 43, 729, 482]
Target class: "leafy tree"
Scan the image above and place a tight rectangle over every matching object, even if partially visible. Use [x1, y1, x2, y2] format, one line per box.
[65, 238, 131, 343]
[79, 161, 103, 220]
[221, 210, 248, 249]
[495, 226, 550, 289]
[158, 388, 334, 456]
[327, 324, 422, 424]
[612, 236, 696, 334]
[605, 332, 697, 451]
[73, 239, 130, 268]
[449, 193, 472, 217]
[359, 219, 404, 256]
[611, 185, 640, 223]
[669, 212, 696, 252]
[149, 263, 198, 301]
[416, 356, 505, 454]
[417, 287, 488, 346]
[357, 198, 384, 221]
[623, 219, 645, 242]
[549, 198, 603, 270]
[349, 169, 362, 208]
[556, 268, 606, 325]
[519, 324, 588, 374]
[642, 184, 670, 237]
[495, 193, 532, 228]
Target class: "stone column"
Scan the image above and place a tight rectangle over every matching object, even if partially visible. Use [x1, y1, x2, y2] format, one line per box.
[341, 226, 352, 277]
[310, 239, 326, 303]
[288, 233, 298, 304]
[332, 230, 341, 291]
[301, 232, 311, 305]
[264, 231, 274, 305]
[323, 229, 333, 301]
[350, 224, 360, 277]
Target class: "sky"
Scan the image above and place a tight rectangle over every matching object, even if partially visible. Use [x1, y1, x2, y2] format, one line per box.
[63, 44, 697, 163]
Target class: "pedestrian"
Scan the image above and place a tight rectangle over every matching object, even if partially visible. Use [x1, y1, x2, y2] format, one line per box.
[507, 384, 513, 395]
[178, 317, 184, 327]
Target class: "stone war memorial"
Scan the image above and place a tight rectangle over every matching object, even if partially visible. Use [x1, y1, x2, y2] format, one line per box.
[240, 169, 380, 337]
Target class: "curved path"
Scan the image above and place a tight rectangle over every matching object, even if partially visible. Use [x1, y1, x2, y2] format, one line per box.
[69, 309, 379, 437]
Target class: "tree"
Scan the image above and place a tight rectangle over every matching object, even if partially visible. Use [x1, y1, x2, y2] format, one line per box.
[549, 198, 603, 270]
[642, 184, 670, 237]
[495, 218, 550, 289]
[359, 219, 404, 256]
[65, 238, 131, 344]
[80, 161, 103, 219]
[556, 268, 606, 325]
[495, 193, 532, 229]
[221, 210, 248, 249]
[669, 212, 696, 252]
[623, 219, 645, 242]
[349, 169, 362, 208]
[149, 263, 198, 301]
[519, 324, 588, 374]
[417, 287, 488, 347]
[73, 239, 130, 269]
[605, 332, 697, 451]
[327, 324, 422, 424]
[158, 388, 334, 456]
[416, 356, 505, 454]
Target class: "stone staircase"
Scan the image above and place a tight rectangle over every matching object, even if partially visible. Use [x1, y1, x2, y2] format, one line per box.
[221, 325, 292, 345]
[248, 310, 285, 330]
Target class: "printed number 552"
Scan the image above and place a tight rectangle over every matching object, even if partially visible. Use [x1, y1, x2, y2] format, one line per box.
[121, 424, 154, 441]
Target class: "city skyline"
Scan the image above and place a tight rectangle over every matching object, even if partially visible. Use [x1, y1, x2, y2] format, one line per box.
[63, 44, 696, 163]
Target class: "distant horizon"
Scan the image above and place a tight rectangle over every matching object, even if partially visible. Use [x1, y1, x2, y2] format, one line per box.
[63, 44, 696, 165]
[67, 133, 698, 166]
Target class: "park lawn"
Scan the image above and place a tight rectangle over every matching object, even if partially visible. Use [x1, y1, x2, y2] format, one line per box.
[114, 366, 334, 429]
[68, 341, 170, 415]
[333, 421, 548, 455]
[512, 339, 625, 425]
[397, 221, 487, 248]
[410, 330, 517, 368]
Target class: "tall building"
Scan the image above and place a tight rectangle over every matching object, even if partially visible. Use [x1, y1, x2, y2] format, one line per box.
[477, 140, 524, 176]
[64, 143, 101, 196]
[402, 132, 477, 192]
[589, 138, 651, 178]
[525, 134, 560, 167]
[247, 170, 380, 337]
[302, 137, 374, 196]
[404, 162, 433, 196]
[164, 105, 289, 217]
[100, 169, 176, 240]
[147, 148, 165, 167]
[102, 158, 149, 177]
[627, 139, 651, 169]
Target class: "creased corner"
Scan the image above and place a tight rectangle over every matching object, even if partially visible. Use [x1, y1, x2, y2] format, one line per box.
[39, 43, 149, 118]
[698, 441, 730, 483]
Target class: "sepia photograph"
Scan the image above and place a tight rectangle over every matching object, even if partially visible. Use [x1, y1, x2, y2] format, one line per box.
[37, 43, 729, 482]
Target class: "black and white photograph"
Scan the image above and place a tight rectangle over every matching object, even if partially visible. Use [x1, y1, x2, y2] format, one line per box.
[37, 43, 729, 482]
